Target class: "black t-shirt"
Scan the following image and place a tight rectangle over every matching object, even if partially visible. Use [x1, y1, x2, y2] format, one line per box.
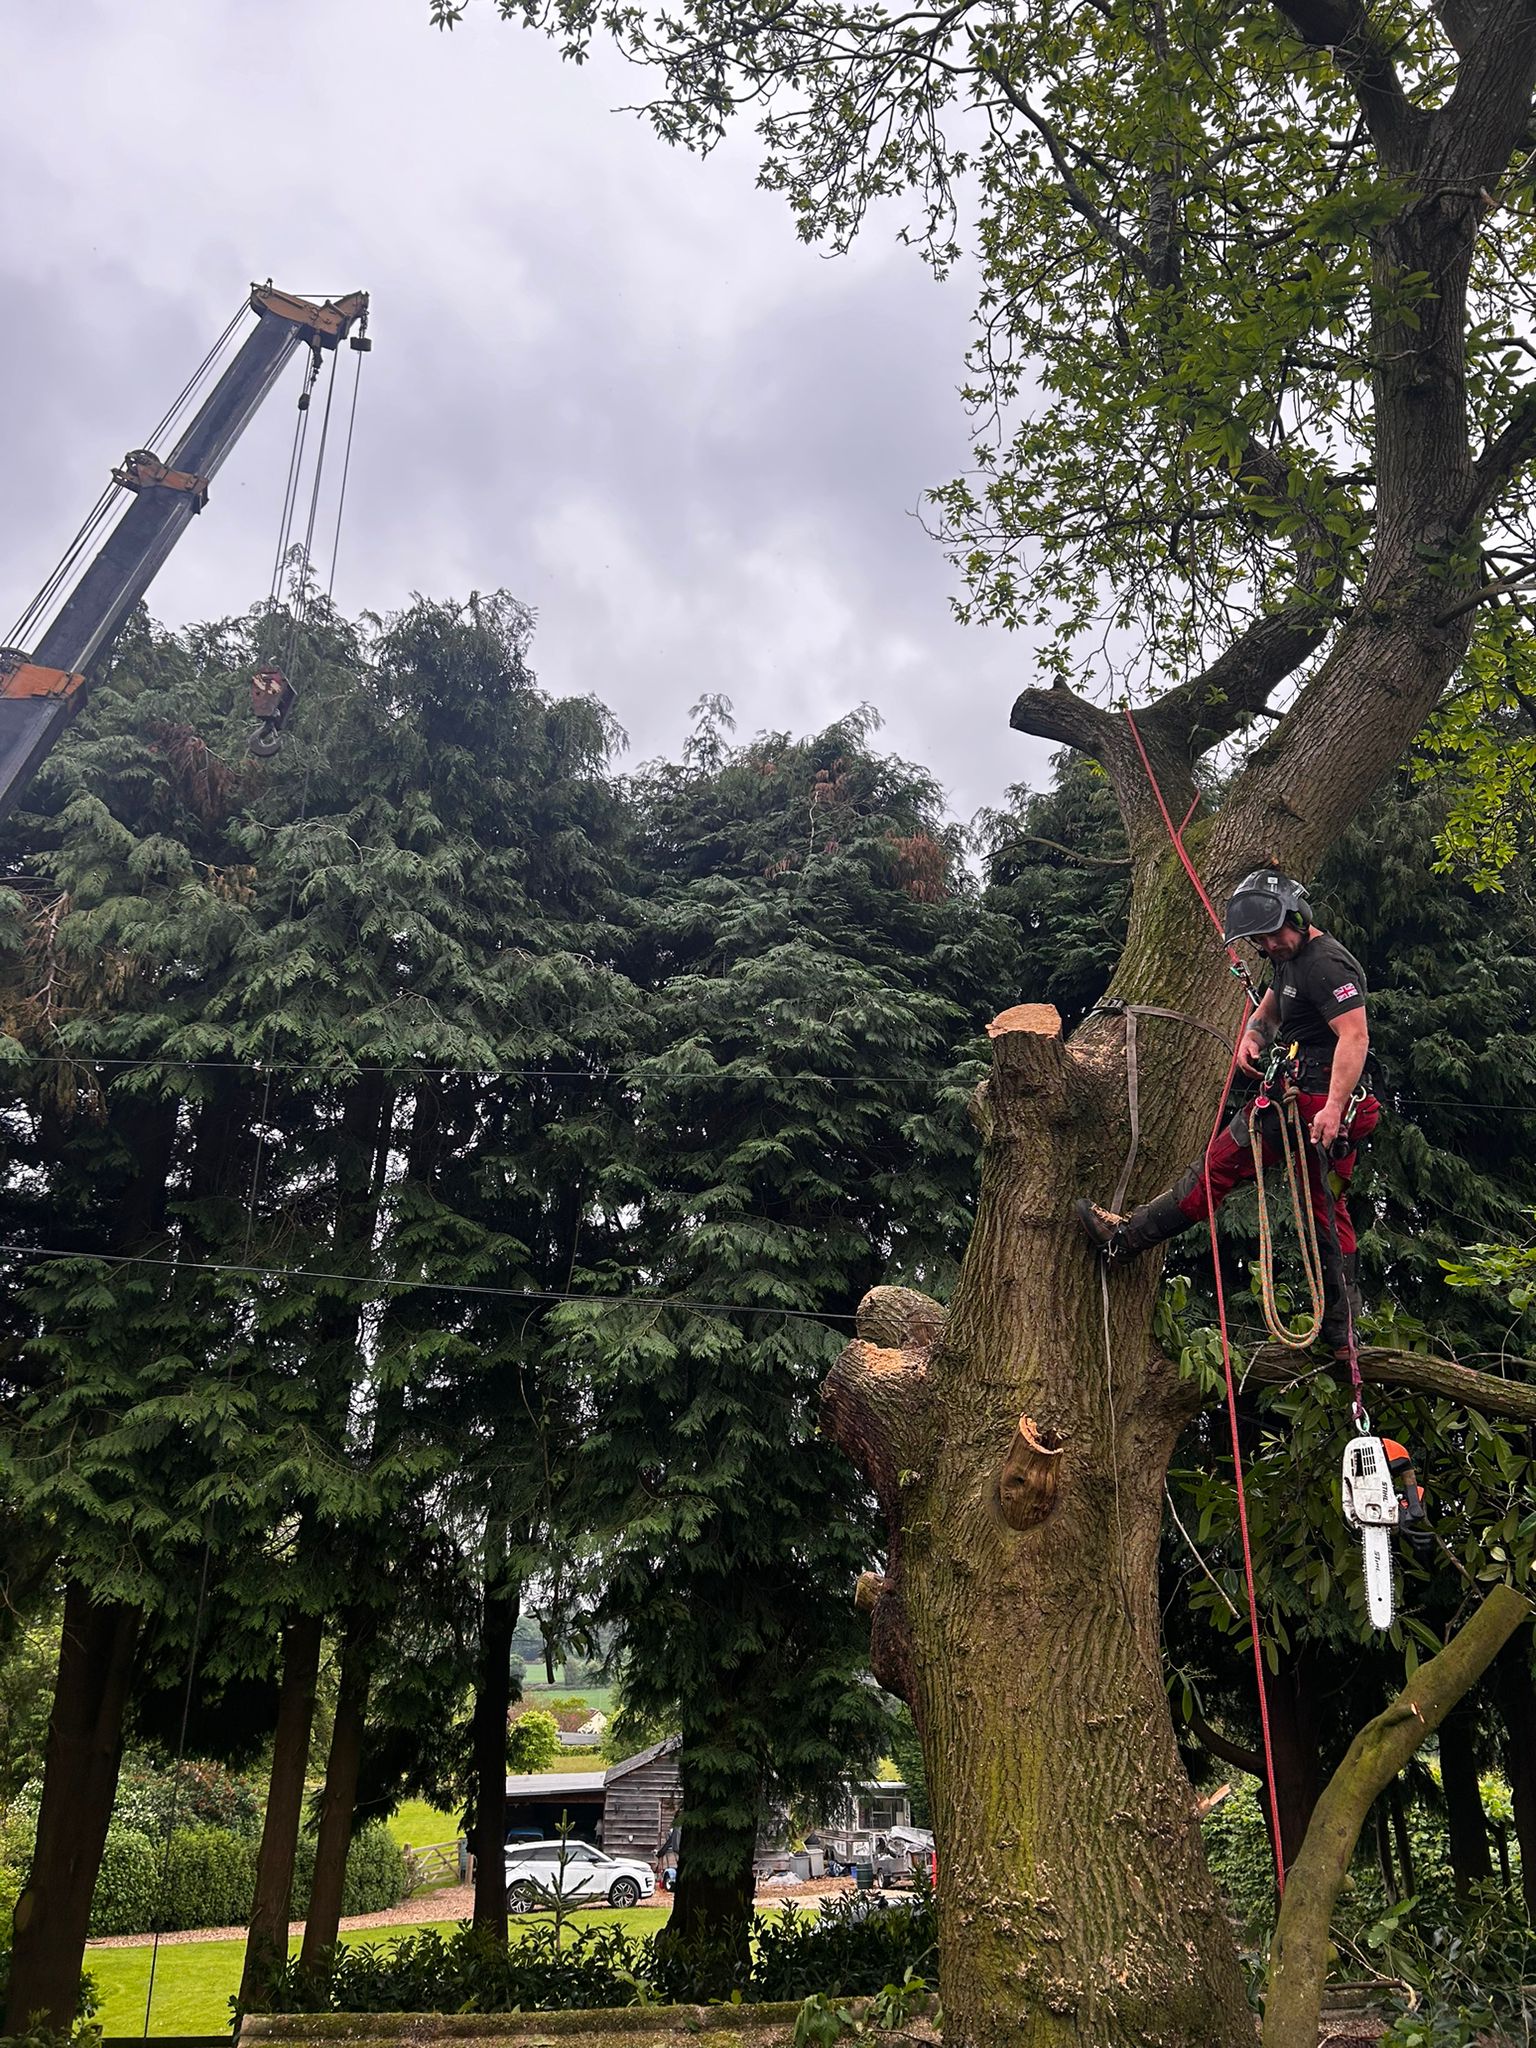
[1271, 931, 1367, 1077]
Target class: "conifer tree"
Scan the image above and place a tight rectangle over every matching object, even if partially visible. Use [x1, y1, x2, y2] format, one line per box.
[558, 702, 1020, 1956]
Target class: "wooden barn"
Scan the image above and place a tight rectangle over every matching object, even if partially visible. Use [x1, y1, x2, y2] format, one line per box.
[599, 1736, 683, 1860]
[503, 1735, 681, 1858]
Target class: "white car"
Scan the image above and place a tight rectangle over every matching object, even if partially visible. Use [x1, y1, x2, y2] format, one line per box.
[503, 1838, 656, 1911]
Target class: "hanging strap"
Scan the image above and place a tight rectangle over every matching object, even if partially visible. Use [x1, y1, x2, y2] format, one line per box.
[1094, 999, 1235, 1215]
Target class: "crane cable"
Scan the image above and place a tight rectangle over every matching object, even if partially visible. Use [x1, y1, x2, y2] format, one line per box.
[1118, 705, 1287, 1892]
[6, 299, 250, 652]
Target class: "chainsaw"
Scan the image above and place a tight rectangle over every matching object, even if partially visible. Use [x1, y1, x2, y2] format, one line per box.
[1340, 1433, 1431, 1629]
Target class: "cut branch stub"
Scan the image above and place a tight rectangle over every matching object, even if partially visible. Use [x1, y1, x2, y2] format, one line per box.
[822, 1285, 945, 1504]
[855, 1571, 889, 1614]
[856, 1284, 950, 1354]
[973, 1003, 1068, 1139]
[996, 1414, 1065, 1531]
[822, 1288, 948, 1711]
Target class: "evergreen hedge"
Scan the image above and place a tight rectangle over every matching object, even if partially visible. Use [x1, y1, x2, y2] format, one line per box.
[266, 1890, 937, 2015]
[85, 1821, 405, 1936]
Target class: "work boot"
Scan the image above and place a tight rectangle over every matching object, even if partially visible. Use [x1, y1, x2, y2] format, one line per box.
[1075, 1190, 1192, 1265]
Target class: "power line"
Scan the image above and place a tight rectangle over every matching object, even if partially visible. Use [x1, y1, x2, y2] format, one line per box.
[0, 1051, 1527, 1118]
[0, 1239, 860, 1325]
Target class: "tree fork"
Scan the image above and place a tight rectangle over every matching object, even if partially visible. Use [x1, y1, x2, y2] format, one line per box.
[239, 1609, 325, 2013]
[296, 1611, 375, 1982]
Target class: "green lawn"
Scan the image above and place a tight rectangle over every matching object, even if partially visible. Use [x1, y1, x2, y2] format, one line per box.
[384, 1799, 461, 1852]
[87, 1908, 669, 2037]
[520, 1684, 615, 1717]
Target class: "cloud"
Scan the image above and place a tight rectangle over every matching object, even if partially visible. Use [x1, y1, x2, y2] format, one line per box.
[0, 0, 1054, 824]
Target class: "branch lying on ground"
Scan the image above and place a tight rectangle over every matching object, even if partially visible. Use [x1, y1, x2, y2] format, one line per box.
[1261, 1579, 1533, 2048]
[1246, 1342, 1536, 1426]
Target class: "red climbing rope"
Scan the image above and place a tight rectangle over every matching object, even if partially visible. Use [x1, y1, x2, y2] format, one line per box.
[1121, 707, 1287, 1893]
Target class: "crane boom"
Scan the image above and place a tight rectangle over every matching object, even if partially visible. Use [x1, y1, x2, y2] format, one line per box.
[0, 283, 369, 826]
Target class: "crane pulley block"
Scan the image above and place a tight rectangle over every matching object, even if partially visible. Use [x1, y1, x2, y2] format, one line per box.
[249, 284, 370, 350]
[111, 450, 210, 511]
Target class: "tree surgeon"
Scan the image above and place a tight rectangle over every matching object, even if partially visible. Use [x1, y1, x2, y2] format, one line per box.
[1076, 870, 1378, 1358]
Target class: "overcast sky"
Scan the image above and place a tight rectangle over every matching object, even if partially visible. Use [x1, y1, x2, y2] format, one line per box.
[2, 0, 1054, 824]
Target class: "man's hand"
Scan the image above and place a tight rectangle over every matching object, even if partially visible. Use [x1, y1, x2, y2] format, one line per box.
[1238, 1031, 1266, 1079]
[1310, 1100, 1345, 1150]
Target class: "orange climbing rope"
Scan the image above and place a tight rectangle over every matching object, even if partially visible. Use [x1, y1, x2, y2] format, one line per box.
[1120, 707, 1287, 1893]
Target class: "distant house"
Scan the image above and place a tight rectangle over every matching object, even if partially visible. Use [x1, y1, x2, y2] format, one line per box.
[503, 1735, 681, 1858]
[834, 1781, 912, 1834]
[501, 1742, 901, 1864]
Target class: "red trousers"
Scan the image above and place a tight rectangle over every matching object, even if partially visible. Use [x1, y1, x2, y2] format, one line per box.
[1175, 1089, 1379, 1260]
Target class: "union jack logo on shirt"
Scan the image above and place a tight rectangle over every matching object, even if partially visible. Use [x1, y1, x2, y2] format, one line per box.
[1333, 981, 1359, 1001]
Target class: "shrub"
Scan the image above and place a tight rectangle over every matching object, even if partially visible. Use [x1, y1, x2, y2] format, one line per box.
[292, 1822, 408, 1918]
[748, 1892, 936, 2003]
[269, 1885, 938, 2015]
[88, 1824, 254, 1937]
[1200, 1782, 1276, 1934]
[109, 1756, 262, 1839]
[156, 1827, 257, 1932]
[88, 1831, 160, 1938]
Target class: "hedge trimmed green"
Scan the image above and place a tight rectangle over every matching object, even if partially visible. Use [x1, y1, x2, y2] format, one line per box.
[84, 1822, 405, 1937]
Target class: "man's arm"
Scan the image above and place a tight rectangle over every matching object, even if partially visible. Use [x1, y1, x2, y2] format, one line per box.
[1312, 1008, 1369, 1147]
[1238, 987, 1279, 1077]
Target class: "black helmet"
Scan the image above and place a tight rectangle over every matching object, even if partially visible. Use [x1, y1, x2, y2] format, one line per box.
[1223, 870, 1313, 945]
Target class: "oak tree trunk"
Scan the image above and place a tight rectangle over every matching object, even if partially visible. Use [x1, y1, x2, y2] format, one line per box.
[239, 1610, 324, 2012]
[3, 1583, 140, 2036]
[296, 1615, 373, 1980]
[823, 1004, 1255, 2048]
[470, 1547, 519, 1937]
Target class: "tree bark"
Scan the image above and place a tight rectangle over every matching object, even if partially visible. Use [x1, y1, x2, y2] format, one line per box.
[238, 1610, 324, 2013]
[296, 1613, 374, 1981]
[3, 1582, 140, 2036]
[1495, 1629, 1536, 1919]
[822, 1005, 1255, 2048]
[1437, 1700, 1492, 1894]
[1262, 1584, 1530, 2048]
[470, 1542, 519, 1937]
[664, 1790, 758, 1985]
